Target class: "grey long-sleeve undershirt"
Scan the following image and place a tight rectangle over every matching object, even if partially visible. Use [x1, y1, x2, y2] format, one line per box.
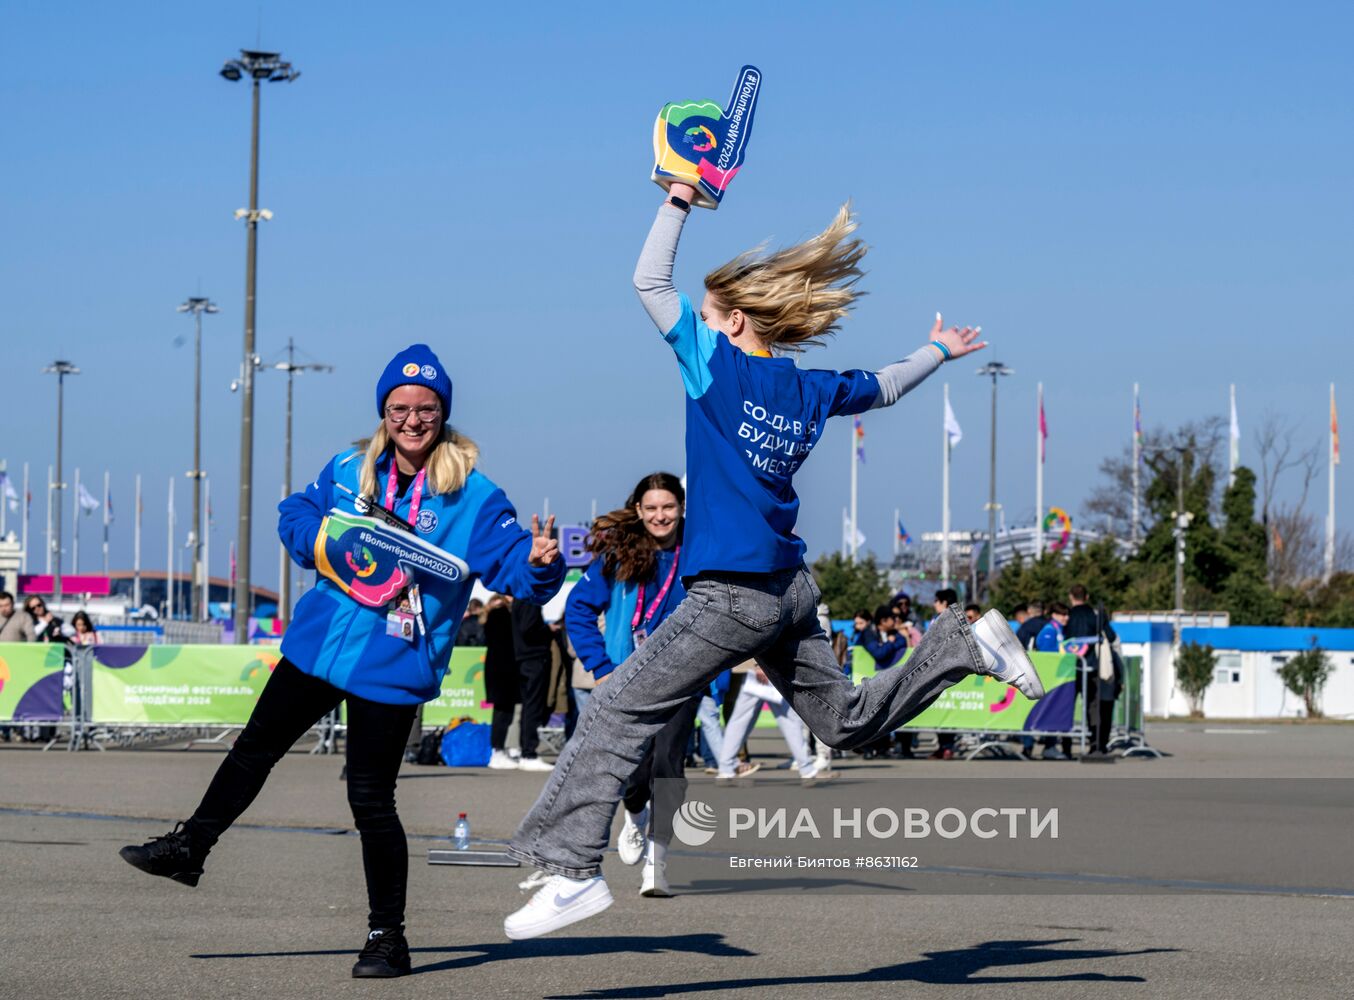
[632, 204, 943, 409]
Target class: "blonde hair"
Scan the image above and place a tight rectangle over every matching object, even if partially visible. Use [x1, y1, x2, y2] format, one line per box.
[703, 204, 866, 352]
[358, 422, 479, 500]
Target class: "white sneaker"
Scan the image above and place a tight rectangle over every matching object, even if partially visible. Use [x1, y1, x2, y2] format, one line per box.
[488, 749, 519, 770]
[617, 808, 648, 866]
[518, 756, 555, 773]
[972, 609, 1046, 700]
[639, 860, 671, 898]
[800, 762, 837, 786]
[504, 871, 613, 940]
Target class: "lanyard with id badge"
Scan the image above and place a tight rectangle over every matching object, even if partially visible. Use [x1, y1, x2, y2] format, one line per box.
[631, 546, 681, 648]
[382, 466, 426, 644]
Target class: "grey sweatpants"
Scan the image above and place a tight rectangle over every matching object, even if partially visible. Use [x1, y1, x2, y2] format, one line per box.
[509, 564, 983, 878]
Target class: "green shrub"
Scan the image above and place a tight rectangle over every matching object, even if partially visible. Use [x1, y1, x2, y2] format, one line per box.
[1175, 642, 1216, 718]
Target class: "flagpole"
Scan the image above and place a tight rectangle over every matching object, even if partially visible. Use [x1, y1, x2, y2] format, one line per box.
[203, 476, 211, 621]
[102, 470, 110, 576]
[849, 420, 859, 562]
[279, 485, 287, 620]
[133, 474, 142, 610]
[893, 507, 900, 559]
[942, 384, 952, 588]
[22, 463, 30, 572]
[841, 508, 848, 560]
[1229, 383, 1239, 487]
[1327, 383, 1337, 583]
[45, 466, 53, 575]
[1, 465, 7, 540]
[167, 476, 175, 621]
[1035, 382, 1045, 558]
[1132, 383, 1141, 544]
[73, 467, 81, 575]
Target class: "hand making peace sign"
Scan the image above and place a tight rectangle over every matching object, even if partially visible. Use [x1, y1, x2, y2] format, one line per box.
[529, 514, 560, 567]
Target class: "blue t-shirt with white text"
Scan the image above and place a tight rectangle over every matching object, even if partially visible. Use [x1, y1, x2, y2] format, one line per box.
[666, 294, 879, 580]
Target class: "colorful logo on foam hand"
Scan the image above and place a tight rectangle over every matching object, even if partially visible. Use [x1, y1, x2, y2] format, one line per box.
[683, 125, 717, 153]
[652, 65, 761, 209]
[345, 544, 379, 578]
[313, 509, 468, 609]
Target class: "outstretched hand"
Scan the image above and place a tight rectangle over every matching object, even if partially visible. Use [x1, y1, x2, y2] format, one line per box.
[529, 514, 559, 567]
[931, 312, 988, 361]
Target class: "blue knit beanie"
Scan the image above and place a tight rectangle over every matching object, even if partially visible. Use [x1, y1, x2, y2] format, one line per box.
[375, 344, 452, 418]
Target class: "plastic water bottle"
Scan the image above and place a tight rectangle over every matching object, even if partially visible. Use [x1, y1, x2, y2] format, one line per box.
[452, 812, 470, 851]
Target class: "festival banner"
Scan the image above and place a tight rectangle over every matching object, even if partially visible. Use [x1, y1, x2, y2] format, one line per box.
[89, 644, 282, 726]
[846, 648, 1082, 733]
[0, 642, 67, 722]
[422, 646, 493, 727]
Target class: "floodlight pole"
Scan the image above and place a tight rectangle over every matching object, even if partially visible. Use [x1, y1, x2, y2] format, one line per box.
[178, 296, 218, 620]
[42, 361, 79, 608]
[220, 49, 299, 643]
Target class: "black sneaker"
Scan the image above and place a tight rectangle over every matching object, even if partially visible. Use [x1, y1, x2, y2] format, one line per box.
[352, 928, 411, 978]
[118, 822, 206, 887]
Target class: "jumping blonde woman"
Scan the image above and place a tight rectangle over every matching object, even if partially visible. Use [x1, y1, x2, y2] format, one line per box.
[503, 178, 1044, 941]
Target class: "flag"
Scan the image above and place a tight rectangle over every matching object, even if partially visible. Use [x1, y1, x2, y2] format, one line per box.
[77, 482, 100, 515]
[1229, 388, 1241, 472]
[853, 414, 866, 463]
[1334, 389, 1341, 466]
[0, 472, 17, 512]
[842, 509, 866, 551]
[896, 516, 911, 544]
[1038, 394, 1048, 464]
[25, 488, 32, 513]
[944, 398, 963, 447]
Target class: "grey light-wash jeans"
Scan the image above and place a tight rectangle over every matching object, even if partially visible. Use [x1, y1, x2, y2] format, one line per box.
[508, 564, 983, 878]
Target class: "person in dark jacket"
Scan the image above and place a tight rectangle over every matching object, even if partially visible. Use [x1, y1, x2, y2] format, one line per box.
[512, 596, 556, 771]
[455, 599, 487, 646]
[1015, 600, 1046, 650]
[1064, 584, 1119, 757]
[483, 595, 520, 769]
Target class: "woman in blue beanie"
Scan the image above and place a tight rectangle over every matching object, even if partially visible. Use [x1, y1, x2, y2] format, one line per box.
[120, 344, 564, 979]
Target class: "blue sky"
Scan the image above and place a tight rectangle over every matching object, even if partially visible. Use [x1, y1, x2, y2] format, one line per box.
[2, 0, 1350, 586]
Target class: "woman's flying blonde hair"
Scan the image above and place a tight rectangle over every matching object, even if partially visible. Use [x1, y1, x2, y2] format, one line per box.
[358, 422, 479, 501]
[703, 204, 866, 352]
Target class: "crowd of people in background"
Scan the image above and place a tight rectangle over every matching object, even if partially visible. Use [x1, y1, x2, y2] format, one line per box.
[433, 574, 1122, 774]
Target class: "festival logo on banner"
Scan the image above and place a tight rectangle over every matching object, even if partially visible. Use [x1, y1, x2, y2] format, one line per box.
[652, 65, 761, 209]
[313, 509, 468, 608]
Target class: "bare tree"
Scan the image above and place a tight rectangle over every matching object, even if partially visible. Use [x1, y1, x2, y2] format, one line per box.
[1086, 416, 1227, 537]
[1253, 411, 1320, 524]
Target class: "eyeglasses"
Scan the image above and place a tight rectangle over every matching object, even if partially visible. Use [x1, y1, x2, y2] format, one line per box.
[384, 404, 442, 425]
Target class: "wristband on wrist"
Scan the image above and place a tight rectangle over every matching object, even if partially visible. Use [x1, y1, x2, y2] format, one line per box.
[930, 340, 952, 361]
[667, 194, 691, 212]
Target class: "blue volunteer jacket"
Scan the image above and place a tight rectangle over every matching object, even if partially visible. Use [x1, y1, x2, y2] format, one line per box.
[861, 627, 908, 669]
[277, 449, 564, 705]
[565, 549, 685, 680]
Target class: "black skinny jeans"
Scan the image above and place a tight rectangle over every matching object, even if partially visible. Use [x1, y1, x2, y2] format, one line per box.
[622, 693, 701, 845]
[183, 659, 417, 931]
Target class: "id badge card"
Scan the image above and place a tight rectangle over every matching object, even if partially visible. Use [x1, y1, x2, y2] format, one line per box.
[632, 628, 648, 648]
[387, 610, 416, 642]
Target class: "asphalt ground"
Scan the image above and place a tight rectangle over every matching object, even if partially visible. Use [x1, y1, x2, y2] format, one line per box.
[1, 722, 1351, 999]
